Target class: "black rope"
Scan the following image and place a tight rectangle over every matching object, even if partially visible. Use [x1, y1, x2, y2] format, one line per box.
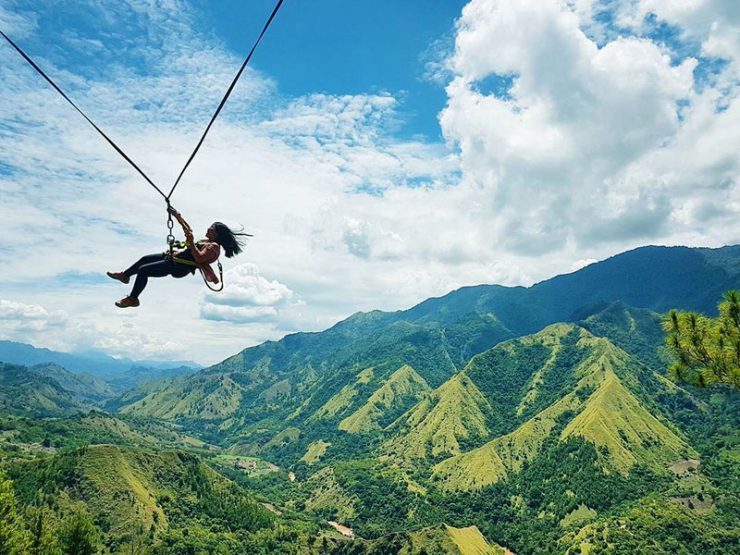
[0, 29, 167, 200]
[3, 1, 285, 269]
[166, 0, 285, 200]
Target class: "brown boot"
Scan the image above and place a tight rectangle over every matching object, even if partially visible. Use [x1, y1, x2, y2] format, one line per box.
[107, 271, 130, 284]
[115, 296, 140, 308]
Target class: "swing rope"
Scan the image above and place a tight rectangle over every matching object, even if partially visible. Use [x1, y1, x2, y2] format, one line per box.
[167, 0, 285, 200]
[1, 0, 285, 289]
[1, 0, 285, 204]
[0, 29, 167, 200]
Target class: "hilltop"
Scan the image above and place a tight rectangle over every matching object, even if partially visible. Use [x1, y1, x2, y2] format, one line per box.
[1, 244, 738, 554]
[115, 245, 740, 459]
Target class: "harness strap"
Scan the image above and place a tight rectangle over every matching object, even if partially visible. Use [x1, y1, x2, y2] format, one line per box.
[166, 0, 285, 200]
[171, 257, 197, 267]
[0, 30, 166, 200]
[171, 256, 224, 292]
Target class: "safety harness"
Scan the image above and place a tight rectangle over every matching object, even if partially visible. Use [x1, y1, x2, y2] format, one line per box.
[1, 0, 284, 293]
[168, 241, 224, 293]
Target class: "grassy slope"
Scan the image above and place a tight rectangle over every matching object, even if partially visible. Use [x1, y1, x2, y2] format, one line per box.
[385, 373, 492, 460]
[432, 333, 692, 491]
[120, 373, 244, 420]
[561, 495, 740, 555]
[339, 365, 431, 434]
[444, 524, 508, 555]
[301, 440, 331, 465]
[304, 466, 359, 522]
[12, 445, 199, 532]
[0, 362, 113, 417]
[9, 444, 275, 546]
[311, 384, 359, 421]
[397, 524, 506, 554]
[561, 368, 688, 472]
[73, 444, 168, 531]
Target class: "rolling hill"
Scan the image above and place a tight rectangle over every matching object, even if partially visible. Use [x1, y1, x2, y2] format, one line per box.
[7, 444, 274, 550]
[115, 245, 740, 456]
[0, 362, 112, 416]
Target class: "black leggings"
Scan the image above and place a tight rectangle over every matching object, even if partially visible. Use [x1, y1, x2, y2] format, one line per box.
[123, 253, 193, 299]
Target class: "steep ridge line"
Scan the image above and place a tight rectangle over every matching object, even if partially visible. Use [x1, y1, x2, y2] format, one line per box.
[431, 334, 693, 491]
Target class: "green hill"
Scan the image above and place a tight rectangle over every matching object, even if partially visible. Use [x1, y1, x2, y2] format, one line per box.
[385, 373, 491, 460]
[8, 444, 273, 550]
[119, 372, 245, 420]
[310, 368, 376, 422]
[339, 365, 431, 433]
[0, 362, 112, 416]
[431, 333, 692, 491]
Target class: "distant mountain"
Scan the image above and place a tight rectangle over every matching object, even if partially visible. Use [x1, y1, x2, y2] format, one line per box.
[115, 245, 739, 459]
[0, 340, 199, 389]
[399, 244, 740, 334]
[0, 362, 112, 416]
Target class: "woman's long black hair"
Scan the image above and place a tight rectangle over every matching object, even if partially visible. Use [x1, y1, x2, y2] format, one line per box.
[212, 222, 252, 258]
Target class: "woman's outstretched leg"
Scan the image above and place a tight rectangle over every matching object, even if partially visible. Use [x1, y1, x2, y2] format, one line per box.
[129, 259, 172, 299]
[108, 253, 164, 286]
[124, 253, 165, 278]
[113, 254, 190, 308]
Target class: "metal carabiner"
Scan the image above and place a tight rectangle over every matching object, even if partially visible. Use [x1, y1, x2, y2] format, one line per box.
[166, 201, 176, 254]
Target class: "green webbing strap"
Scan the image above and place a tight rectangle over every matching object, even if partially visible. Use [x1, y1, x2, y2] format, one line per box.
[166, 0, 285, 200]
[0, 29, 167, 200]
[171, 257, 197, 267]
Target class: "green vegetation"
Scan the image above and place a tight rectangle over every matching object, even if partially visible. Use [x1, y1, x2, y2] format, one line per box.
[4, 445, 282, 553]
[665, 291, 740, 388]
[0, 362, 110, 417]
[339, 365, 430, 434]
[561, 495, 739, 554]
[59, 508, 99, 555]
[386, 374, 491, 461]
[301, 440, 331, 465]
[1, 246, 740, 552]
[0, 468, 31, 554]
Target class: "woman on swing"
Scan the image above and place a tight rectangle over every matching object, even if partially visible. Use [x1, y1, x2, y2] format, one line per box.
[107, 208, 249, 307]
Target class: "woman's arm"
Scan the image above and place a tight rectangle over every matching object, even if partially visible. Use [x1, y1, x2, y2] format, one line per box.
[169, 208, 217, 263]
[173, 212, 193, 236]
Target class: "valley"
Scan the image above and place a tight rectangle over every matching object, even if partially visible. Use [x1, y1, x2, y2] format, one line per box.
[1, 245, 738, 554]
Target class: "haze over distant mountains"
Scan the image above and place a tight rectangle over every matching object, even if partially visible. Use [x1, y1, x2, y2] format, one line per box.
[1, 244, 738, 554]
[0, 340, 200, 390]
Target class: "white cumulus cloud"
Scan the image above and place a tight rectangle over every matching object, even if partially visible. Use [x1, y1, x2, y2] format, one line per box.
[199, 264, 300, 325]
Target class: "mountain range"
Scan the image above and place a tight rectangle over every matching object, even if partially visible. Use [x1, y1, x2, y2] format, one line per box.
[1, 244, 738, 554]
[114, 245, 739, 455]
[0, 340, 200, 390]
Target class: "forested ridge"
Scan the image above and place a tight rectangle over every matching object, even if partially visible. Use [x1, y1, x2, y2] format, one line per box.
[1, 245, 738, 553]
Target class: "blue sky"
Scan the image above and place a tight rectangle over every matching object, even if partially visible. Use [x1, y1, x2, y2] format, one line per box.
[9, 0, 467, 138]
[195, 0, 468, 139]
[0, 0, 738, 364]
